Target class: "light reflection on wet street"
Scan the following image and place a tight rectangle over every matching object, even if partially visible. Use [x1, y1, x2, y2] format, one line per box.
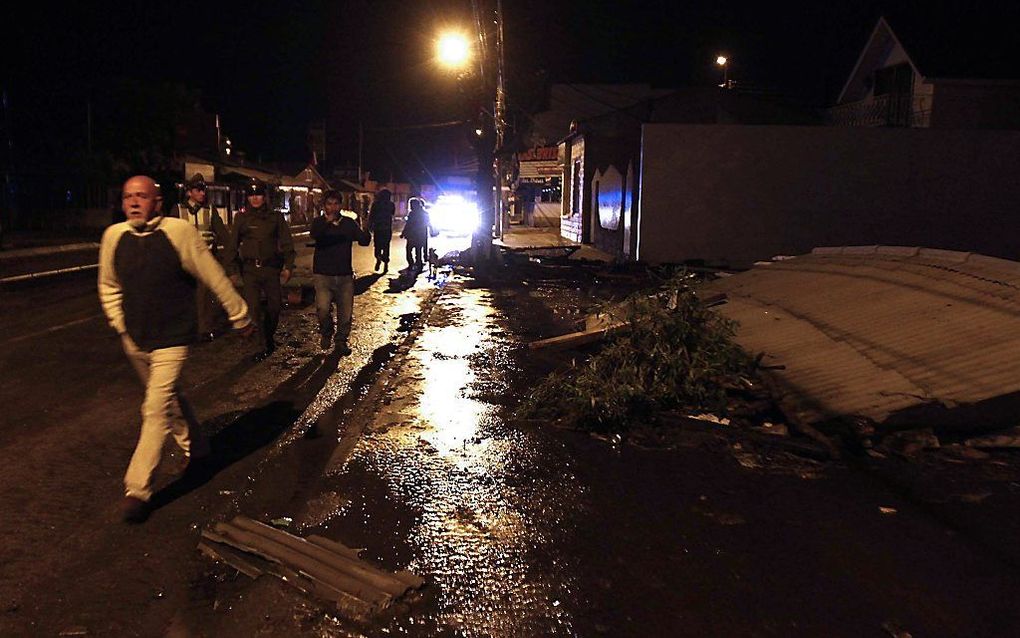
[9, 234, 1020, 637]
[324, 285, 587, 637]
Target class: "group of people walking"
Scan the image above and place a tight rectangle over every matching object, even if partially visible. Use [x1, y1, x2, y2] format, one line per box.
[99, 173, 432, 523]
[174, 174, 294, 361]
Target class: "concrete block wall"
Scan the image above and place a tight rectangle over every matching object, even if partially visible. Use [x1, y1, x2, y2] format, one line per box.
[638, 124, 1020, 267]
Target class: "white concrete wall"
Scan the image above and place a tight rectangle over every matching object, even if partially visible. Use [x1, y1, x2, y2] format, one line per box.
[638, 124, 1020, 267]
[533, 202, 560, 228]
[561, 136, 585, 243]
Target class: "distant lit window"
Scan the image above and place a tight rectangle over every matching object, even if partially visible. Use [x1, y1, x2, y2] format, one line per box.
[541, 177, 562, 203]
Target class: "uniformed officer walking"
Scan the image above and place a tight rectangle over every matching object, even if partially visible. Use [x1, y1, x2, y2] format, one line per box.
[176, 173, 229, 340]
[226, 180, 295, 361]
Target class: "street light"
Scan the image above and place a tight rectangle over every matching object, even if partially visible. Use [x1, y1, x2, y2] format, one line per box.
[716, 55, 730, 89]
[434, 5, 508, 263]
[437, 32, 471, 69]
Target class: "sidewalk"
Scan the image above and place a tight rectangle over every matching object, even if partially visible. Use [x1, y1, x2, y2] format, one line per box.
[0, 229, 101, 256]
[495, 225, 577, 250]
[496, 224, 615, 262]
[0, 225, 311, 284]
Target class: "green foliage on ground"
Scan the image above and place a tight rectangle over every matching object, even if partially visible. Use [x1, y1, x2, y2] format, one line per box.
[518, 272, 753, 432]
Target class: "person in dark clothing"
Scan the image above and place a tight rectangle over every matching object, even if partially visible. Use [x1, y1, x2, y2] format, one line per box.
[368, 188, 395, 273]
[310, 190, 371, 354]
[401, 197, 432, 271]
[176, 173, 229, 341]
[99, 175, 251, 523]
[226, 179, 296, 362]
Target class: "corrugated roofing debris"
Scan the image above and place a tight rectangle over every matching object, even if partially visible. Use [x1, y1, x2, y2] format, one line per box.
[199, 516, 423, 618]
[703, 246, 1020, 426]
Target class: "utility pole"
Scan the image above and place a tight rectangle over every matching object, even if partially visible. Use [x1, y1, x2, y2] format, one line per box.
[493, 0, 508, 240]
[358, 121, 363, 185]
[470, 0, 494, 263]
[468, 0, 510, 262]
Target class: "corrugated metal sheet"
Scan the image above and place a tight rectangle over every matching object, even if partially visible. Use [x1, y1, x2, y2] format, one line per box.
[703, 246, 1020, 424]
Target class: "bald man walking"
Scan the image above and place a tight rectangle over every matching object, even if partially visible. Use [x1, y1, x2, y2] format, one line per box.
[99, 175, 252, 523]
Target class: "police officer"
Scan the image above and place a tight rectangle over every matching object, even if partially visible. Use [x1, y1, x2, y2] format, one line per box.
[226, 179, 295, 362]
[177, 173, 229, 341]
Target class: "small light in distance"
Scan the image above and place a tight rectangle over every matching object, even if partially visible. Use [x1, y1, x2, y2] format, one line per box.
[716, 55, 728, 66]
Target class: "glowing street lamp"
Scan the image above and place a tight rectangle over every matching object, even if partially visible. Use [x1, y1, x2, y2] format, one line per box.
[437, 32, 471, 69]
[716, 55, 731, 89]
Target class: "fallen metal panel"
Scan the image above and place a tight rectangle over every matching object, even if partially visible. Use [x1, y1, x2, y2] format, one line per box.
[704, 248, 1020, 425]
[199, 516, 423, 616]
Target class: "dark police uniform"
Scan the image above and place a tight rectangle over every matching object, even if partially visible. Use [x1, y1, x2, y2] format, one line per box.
[227, 202, 295, 358]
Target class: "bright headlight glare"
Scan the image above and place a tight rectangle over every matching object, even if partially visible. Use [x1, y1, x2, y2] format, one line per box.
[431, 195, 479, 235]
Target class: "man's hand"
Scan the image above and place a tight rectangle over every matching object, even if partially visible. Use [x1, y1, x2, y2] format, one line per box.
[280, 268, 292, 285]
[237, 323, 256, 338]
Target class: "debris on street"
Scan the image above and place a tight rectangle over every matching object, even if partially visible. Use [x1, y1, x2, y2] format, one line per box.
[965, 426, 1020, 449]
[527, 318, 627, 350]
[270, 516, 294, 529]
[518, 271, 755, 432]
[690, 413, 732, 426]
[880, 428, 941, 457]
[199, 516, 423, 619]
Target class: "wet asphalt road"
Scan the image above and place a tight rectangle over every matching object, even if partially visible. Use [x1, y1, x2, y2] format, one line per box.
[3, 234, 1020, 636]
[208, 274, 1020, 638]
[0, 232, 464, 635]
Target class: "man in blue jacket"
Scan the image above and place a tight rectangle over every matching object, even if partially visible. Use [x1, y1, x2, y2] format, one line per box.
[310, 190, 371, 355]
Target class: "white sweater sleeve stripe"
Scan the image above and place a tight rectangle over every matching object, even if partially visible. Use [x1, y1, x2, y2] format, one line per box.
[98, 224, 129, 335]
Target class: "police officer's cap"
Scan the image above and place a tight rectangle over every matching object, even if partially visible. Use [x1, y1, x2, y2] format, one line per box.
[246, 180, 267, 196]
[187, 173, 207, 190]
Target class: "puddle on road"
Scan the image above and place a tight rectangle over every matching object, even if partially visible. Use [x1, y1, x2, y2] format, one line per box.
[318, 286, 588, 637]
[269, 289, 431, 450]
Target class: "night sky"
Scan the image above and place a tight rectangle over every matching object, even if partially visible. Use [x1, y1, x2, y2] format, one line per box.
[5, 1, 1019, 176]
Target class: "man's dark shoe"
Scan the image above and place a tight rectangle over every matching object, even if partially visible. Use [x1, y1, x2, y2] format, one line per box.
[319, 334, 332, 351]
[252, 340, 276, 362]
[121, 496, 150, 524]
[336, 342, 352, 356]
